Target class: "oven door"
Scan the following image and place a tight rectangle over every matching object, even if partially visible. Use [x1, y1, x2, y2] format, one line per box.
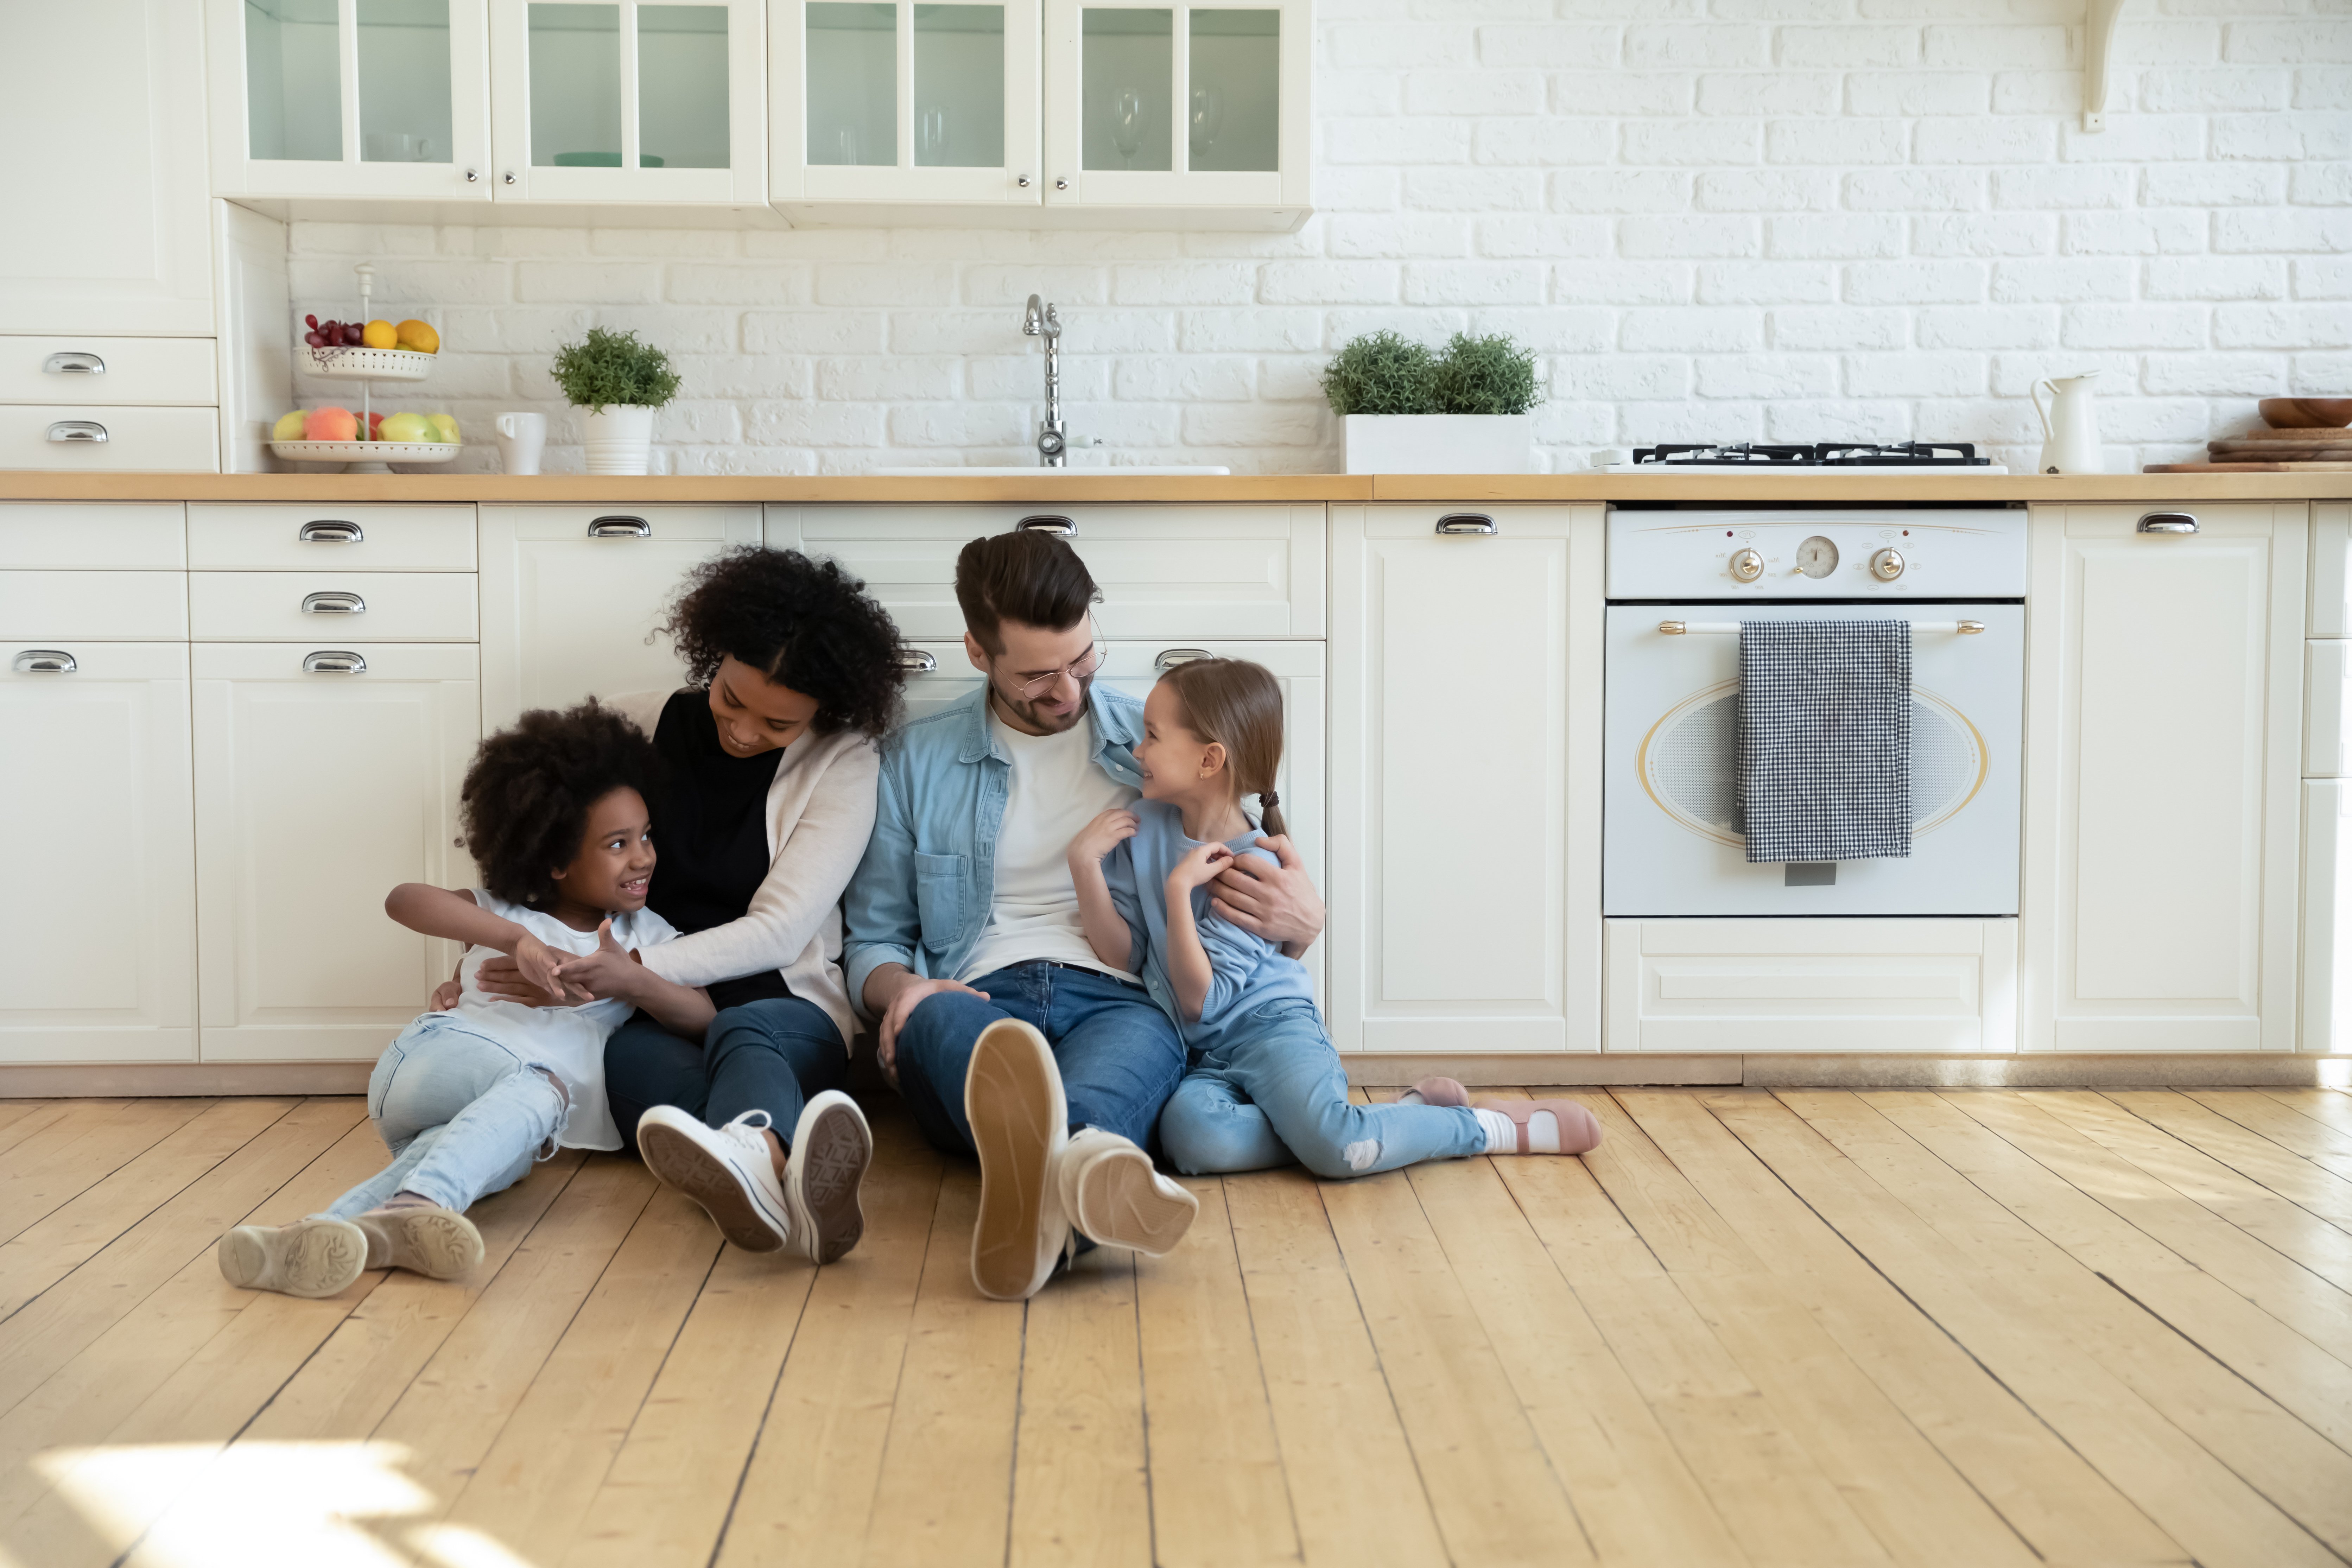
[1604, 602, 2022, 916]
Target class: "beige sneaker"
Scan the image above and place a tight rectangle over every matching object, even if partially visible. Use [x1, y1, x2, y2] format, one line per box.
[1055, 1128, 1197, 1258]
[354, 1203, 484, 1280]
[217, 1216, 369, 1298]
[964, 1018, 1071, 1300]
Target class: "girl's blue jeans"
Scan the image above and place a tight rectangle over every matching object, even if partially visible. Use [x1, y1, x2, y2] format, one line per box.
[1156, 1000, 1487, 1180]
[322, 1014, 572, 1221]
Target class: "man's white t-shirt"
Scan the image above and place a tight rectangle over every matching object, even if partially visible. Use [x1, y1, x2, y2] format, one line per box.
[956, 706, 1140, 984]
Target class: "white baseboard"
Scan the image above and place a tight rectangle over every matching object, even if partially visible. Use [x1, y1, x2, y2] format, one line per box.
[0, 1061, 372, 1097]
[1341, 1053, 2352, 1090]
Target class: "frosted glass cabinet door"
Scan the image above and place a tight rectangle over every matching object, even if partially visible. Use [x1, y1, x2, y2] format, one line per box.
[773, 0, 1041, 209]
[1042, 0, 1306, 215]
[206, 0, 494, 200]
[489, 0, 768, 203]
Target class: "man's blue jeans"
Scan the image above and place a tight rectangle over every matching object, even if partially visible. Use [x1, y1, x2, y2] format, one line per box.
[893, 962, 1187, 1156]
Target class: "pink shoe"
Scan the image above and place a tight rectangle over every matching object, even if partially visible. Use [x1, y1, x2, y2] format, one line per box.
[1472, 1097, 1604, 1156]
[1406, 1075, 1471, 1107]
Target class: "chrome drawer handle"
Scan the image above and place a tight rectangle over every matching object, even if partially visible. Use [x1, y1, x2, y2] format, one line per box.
[303, 650, 366, 674]
[13, 649, 75, 674]
[898, 649, 938, 673]
[43, 351, 104, 375]
[2138, 512, 2198, 535]
[302, 591, 366, 615]
[1435, 513, 1496, 535]
[1154, 648, 1214, 670]
[588, 515, 651, 538]
[298, 519, 363, 543]
[1662, 620, 1988, 636]
[1016, 515, 1076, 537]
[48, 420, 107, 443]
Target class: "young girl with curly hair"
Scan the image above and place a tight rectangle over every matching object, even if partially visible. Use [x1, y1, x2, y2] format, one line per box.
[218, 700, 718, 1298]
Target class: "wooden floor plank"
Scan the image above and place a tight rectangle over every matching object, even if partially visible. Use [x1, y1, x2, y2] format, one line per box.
[1133, 1177, 1300, 1568]
[0, 1101, 56, 1146]
[1224, 1168, 1450, 1568]
[2187, 1090, 2352, 1179]
[0, 1100, 132, 1177]
[1776, 1089, 2339, 1568]
[2105, 1092, 2352, 1229]
[1008, 1250, 1153, 1568]
[2262, 1088, 2352, 1141]
[0, 1099, 216, 1247]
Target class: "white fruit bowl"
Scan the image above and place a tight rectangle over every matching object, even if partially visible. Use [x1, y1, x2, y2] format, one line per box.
[271, 439, 460, 470]
[304, 346, 436, 381]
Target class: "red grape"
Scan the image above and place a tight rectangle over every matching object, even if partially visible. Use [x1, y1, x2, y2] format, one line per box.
[304, 331, 325, 347]
[304, 313, 318, 329]
[342, 324, 363, 345]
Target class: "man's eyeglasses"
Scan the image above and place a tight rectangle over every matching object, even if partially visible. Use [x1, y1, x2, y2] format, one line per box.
[1009, 638, 1107, 700]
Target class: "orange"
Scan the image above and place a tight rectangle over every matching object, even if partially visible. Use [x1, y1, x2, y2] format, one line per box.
[395, 318, 440, 354]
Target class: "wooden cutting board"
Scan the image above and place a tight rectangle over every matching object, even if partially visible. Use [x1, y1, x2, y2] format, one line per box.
[2227, 426, 2352, 441]
[2147, 460, 2352, 472]
[2211, 444, 2352, 461]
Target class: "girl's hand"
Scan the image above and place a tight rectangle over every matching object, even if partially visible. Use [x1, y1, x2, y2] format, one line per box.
[1067, 808, 1139, 869]
[552, 920, 642, 1003]
[1166, 840, 1235, 893]
[511, 932, 578, 1001]
[472, 954, 568, 1008]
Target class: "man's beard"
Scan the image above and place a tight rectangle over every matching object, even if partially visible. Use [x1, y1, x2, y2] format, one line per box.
[991, 674, 1092, 735]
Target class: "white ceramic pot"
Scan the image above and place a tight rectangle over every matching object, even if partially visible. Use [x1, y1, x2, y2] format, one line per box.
[581, 403, 655, 475]
[1343, 413, 1535, 475]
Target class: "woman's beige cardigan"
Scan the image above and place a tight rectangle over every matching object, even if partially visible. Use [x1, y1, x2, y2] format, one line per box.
[607, 690, 879, 1051]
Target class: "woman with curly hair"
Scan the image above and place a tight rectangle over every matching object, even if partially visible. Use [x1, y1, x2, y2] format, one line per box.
[469, 545, 908, 1266]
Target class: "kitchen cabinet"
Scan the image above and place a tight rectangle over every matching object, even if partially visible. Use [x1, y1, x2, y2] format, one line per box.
[0, 0, 216, 336]
[2022, 502, 2307, 1052]
[1327, 504, 1603, 1055]
[480, 503, 762, 728]
[193, 642, 480, 1061]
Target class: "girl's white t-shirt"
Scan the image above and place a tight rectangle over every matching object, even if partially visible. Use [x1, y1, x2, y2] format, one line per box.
[440, 891, 681, 1151]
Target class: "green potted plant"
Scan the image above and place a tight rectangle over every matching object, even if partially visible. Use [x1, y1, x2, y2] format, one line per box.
[551, 326, 681, 475]
[1321, 330, 1542, 474]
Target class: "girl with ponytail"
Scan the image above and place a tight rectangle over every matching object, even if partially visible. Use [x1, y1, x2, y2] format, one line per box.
[1066, 659, 1602, 1181]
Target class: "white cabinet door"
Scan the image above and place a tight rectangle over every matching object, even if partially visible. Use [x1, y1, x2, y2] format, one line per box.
[489, 0, 768, 206]
[194, 643, 479, 1061]
[480, 504, 761, 727]
[1329, 505, 1602, 1054]
[2023, 503, 2307, 1052]
[204, 0, 494, 201]
[0, 643, 197, 1063]
[0, 1, 215, 335]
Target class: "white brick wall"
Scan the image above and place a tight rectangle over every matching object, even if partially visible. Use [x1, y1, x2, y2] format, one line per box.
[287, 0, 2352, 476]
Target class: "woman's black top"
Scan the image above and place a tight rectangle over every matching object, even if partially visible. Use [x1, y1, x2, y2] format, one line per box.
[646, 689, 793, 1012]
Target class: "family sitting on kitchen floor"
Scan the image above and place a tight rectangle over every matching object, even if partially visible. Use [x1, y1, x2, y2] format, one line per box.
[218, 533, 1604, 1303]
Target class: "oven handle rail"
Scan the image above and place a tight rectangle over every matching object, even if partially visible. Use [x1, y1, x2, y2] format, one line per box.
[1658, 620, 1986, 636]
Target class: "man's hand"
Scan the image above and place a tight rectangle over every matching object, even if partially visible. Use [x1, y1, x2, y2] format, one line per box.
[1210, 834, 1326, 954]
[552, 920, 643, 1004]
[872, 972, 989, 1083]
[473, 953, 569, 1008]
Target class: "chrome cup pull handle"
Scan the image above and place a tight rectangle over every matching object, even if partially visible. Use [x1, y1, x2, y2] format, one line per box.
[1435, 513, 1497, 535]
[1016, 515, 1076, 537]
[1154, 648, 1214, 671]
[302, 650, 367, 674]
[897, 649, 939, 673]
[298, 519, 364, 543]
[1658, 621, 1688, 636]
[47, 420, 107, 443]
[2138, 512, 2198, 535]
[13, 649, 76, 674]
[302, 591, 366, 615]
[43, 351, 105, 375]
[1957, 620, 1986, 635]
[587, 515, 651, 538]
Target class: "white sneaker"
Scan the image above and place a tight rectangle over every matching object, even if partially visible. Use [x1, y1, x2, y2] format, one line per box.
[783, 1090, 872, 1265]
[1055, 1128, 1198, 1258]
[217, 1216, 369, 1298]
[964, 1018, 1071, 1300]
[638, 1106, 792, 1252]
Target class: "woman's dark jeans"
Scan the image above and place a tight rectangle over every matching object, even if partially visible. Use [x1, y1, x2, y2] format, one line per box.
[605, 996, 847, 1153]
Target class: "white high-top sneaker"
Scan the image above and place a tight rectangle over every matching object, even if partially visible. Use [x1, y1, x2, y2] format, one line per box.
[1054, 1128, 1198, 1258]
[964, 1018, 1072, 1300]
[782, 1090, 872, 1266]
[638, 1106, 793, 1252]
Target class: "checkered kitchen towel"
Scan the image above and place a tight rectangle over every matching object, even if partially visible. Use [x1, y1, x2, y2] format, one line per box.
[1737, 620, 1912, 863]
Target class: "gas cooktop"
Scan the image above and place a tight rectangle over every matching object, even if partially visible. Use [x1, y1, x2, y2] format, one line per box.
[1605, 442, 2007, 474]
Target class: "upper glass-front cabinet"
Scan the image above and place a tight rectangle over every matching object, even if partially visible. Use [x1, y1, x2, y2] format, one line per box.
[207, 0, 494, 199]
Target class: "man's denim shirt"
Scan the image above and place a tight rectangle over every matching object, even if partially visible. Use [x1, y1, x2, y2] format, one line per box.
[842, 681, 1145, 1014]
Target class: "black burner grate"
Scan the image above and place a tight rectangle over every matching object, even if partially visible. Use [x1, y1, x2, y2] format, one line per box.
[1633, 441, 1990, 467]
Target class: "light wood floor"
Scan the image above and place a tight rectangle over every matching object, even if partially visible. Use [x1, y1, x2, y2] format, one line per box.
[3, 1085, 2351, 1568]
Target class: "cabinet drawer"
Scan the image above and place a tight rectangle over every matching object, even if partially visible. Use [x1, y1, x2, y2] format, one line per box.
[0, 503, 186, 569]
[0, 572, 187, 640]
[0, 406, 218, 472]
[0, 336, 217, 406]
[189, 504, 477, 571]
[191, 641, 481, 682]
[771, 504, 1326, 639]
[190, 572, 478, 642]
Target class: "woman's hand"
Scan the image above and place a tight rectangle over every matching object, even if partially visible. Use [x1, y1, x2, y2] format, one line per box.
[429, 977, 462, 1012]
[511, 932, 579, 1000]
[473, 953, 569, 1008]
[1166, 840, 1235, 895]
[1066, 807, 1139, 870]
[553, 921, 645, 1004]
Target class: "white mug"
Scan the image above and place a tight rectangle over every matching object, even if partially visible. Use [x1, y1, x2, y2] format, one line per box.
[495, 412, 546, 475]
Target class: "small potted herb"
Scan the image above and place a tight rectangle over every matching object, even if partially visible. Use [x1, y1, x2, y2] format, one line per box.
[551, 326, 681, 475]
[1321, 330, 1542, 474]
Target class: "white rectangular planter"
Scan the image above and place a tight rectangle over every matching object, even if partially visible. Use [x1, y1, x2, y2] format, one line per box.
[1343, 414, 1535, 475]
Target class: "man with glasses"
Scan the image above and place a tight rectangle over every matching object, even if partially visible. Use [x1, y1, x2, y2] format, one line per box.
[845, 529, 1325, 1299]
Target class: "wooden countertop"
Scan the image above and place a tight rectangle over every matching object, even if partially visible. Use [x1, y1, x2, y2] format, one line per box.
[2, 471, 2348, 504]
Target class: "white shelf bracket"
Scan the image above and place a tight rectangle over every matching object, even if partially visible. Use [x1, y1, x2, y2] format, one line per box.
[2083, 0, 2129, 132]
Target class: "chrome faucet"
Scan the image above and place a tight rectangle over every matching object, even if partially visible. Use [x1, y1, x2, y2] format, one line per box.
[1022, 293, 1066, 466]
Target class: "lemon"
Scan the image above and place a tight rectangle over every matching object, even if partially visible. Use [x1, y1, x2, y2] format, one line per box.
[362, 319, 398, 350]
[271, 410, 308, 442]
[395, 318, 440, 354]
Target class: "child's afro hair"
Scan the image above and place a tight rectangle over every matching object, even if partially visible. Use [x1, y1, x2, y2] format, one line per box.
[658, 545, 908, 740]
[459, 699, 658, 911]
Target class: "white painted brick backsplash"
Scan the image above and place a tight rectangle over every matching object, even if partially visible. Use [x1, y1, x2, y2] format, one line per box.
[282, 0, 2351, 476]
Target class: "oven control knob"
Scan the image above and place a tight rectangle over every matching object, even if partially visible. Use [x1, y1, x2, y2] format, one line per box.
[1729, 548, 1765, 582]
[1870, 547, 1906, 581]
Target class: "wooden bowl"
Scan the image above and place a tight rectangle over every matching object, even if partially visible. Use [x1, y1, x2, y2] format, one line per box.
[2260, 398, 2352, 428]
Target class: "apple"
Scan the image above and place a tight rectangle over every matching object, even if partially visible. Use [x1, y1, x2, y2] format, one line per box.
[426, 414, 459, 444]
[305, 406, 358, 442]
[367, 411, 385, 439]
[378, 412, 432, 444]
[271, 410, 308, 442]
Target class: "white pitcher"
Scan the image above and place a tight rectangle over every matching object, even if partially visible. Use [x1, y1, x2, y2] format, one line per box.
[2031, 372, 2104, 474]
